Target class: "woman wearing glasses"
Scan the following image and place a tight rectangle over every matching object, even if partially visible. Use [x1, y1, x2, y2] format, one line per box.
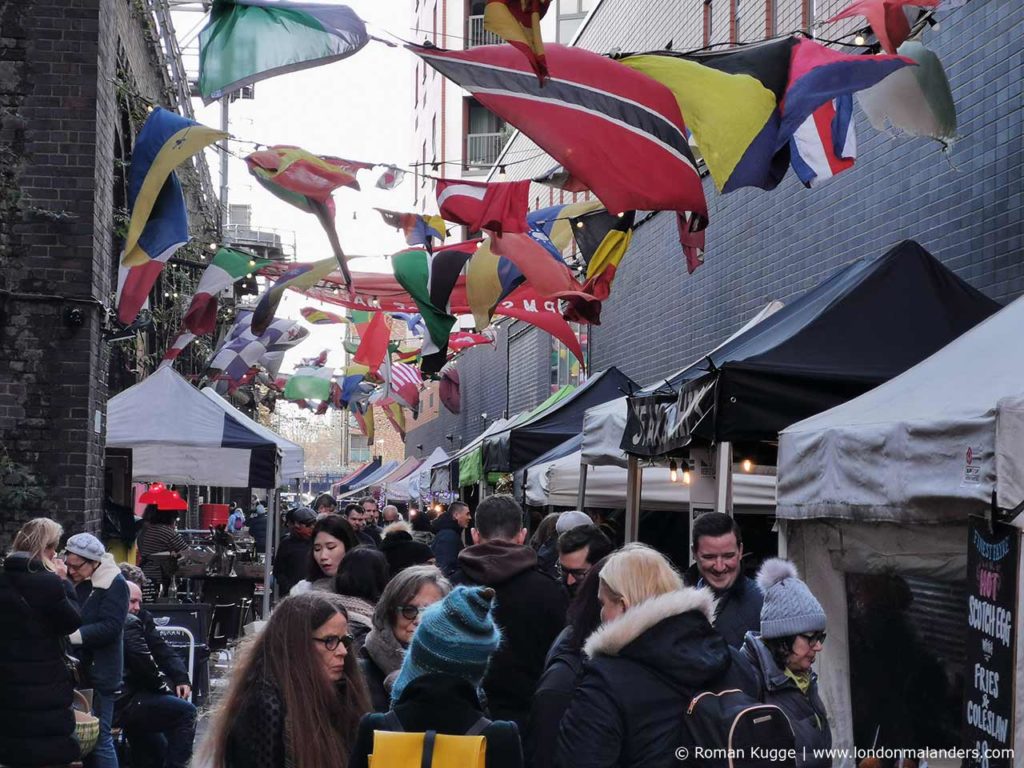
[738, 558, 832, 768]
[358, 565, 451, 711]
[200, 592, 370, 768]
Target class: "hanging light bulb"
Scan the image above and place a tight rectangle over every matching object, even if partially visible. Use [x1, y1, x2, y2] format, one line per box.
[248, 259, 256, 267]
[683, 468, 692, 485]
[742, 458, 753, 473]
[575, 220, 585, 229]
[854, 33, 866, 45]
[498, 165, 507, 179]
[208, 243, 218, 251]
[669, 459, 678, 483]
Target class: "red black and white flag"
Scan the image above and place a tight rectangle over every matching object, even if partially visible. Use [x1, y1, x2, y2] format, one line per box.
[435, 178, 530, 236]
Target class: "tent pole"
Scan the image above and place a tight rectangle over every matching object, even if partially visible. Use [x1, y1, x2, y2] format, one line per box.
[262, 487, 277, 618]
[715, 442, 734, 515]
[576, 463, 588, 511]
[625, 455, 642, 543]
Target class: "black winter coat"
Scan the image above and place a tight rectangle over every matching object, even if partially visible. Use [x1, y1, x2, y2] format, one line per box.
[455, 541, 568, 730]
[526, 626, 584, 768]
[357, 645, 390, 713]
[706, 574, 764, 649]
[116, 613, 174, 722]
[71, 556, 130, 693]
[349, 674, 523, 768]
[0, 554, 82, 767]
[380, 530, 434, 576]
[137, 606, 190, 687]
[557, 588, 732, 768]
[273, 533, 312, 596]
[739, 633, 832, 768]
[225, 682, 288, 768]
[430, 513, 465, 576]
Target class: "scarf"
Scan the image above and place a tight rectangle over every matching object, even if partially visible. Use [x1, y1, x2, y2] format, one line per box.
[363, 624, 407, 677]
[334, 594, 375, 633]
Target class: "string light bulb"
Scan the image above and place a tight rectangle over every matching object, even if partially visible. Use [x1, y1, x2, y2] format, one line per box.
[575, 220, 585, 229]
[208, 243, 218, 251]
[683, 468, 692, 485]
[670, 459, 678, 483]
[498, 165, 507, 178]
[742, 458, 753, 473]
[854, 33, 866, 45]
[248, 260, 256, 267]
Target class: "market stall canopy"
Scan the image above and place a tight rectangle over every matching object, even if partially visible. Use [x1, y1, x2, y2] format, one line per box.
[777, 294, 1024, 524]
[582, 302, 786, 468]
[623, 240, 1000, 457]
[334, 457, 382, 494]
[513, 433, 584, 502]
[526, 450, 776, 510]
[338, 460, 400, 498]
[367, 457, 422, 496]
[331, 459, 373, 495]
[201, 388, 304, 481]
[433, 415, 516, 492]
[396, 447, 448, 500]
[484, 368, 636, 473]
[107, 366, 279, 487]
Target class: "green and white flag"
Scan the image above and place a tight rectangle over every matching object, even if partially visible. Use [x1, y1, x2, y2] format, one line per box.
[198, 0, 371, 104]
[283, 365, 334, 402]
[183, 247, 271, 335]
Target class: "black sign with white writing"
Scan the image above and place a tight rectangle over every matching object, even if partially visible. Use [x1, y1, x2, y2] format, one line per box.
[962, 516, 1018, 767]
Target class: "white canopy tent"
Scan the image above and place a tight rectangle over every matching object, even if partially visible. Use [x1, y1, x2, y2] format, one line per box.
[395, 447, 448, 501]
[527, 449, 776, 510]
[201, 388, 304, 482]
[776, 295, 1024, 763]
[107, 367, 280, 488]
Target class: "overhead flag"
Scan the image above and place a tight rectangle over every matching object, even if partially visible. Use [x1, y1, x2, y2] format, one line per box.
[246, 146, 371, 284]
[411, 43, 708, 264]
[251, 257, 337, 336]
[789, 96, 857, 187]
[827, 0, 940, 55]
[352, 402, 374, 444]
[159, 331, 197, 369]
[121, 108, 228, 268]
[448, 332, 494, 356]
[300, 306, 351, 325]
[383, 358, 423, 417]
[435, 178, 530, 236]
[439, 367, 461, 414]
[382, 400, 407, 440]
[567, 208, 636, 302]
[391, 241, 478, 374]
[533, 164, 588, 194]
[483, 0, 552, 83]
[182, 247, 271, 335]
[259, 324, 311, 378]
[207, 313, 300, 390]
[375, 165, 406, 190]
[375, 208, 446, 249]
[283, 365, 334, 401]
[857, 41, 957, 147]
[198, 0, 370, 102]
[352, 311, 391, 371]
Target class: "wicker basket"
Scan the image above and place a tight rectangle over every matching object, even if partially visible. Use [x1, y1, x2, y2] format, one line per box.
[73, 690, 99, 757]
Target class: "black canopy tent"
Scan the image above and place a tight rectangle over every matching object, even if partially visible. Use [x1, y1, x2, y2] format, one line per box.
[485, 367, 636, 473]
[622, 240, 1001, 458]
[512, 432, 585, 506]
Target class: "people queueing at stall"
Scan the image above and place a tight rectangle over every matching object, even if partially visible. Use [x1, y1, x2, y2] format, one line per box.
[1, 497, 848, 768]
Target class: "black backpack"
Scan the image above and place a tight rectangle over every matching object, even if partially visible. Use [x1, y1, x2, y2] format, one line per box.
[684, 688, 797, 768]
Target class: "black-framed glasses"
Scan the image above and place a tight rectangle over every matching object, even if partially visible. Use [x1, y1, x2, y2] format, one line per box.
[312, 634, 354, 652]
[799, 631, 827, 646]
[556, 563, 590, 581]
[396, 605, 428, 621]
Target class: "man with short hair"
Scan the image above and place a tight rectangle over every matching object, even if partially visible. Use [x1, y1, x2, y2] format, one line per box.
[687, 512, 763, 648]
[431, 501, 471, 576]
[273, 507, 316, 595]
[117, 582, 197, 768]
[381, 504, 401, 524]
[313, 493, 337, 518]
[344, 503, 378, 548]
[359, 496, 383, 547]
[455, 494, 568, 729]
[556, 525, 613, 598]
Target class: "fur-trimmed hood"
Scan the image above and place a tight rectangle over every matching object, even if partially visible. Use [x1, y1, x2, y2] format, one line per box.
[583, 587, 731, 694]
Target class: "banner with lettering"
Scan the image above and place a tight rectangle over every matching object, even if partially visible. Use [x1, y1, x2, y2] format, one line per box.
[963, 516, 1019, 767]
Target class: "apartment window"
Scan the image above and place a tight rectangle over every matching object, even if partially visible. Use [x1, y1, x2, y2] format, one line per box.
[732, 0, 741, 43]
[556, 0, 592, 43]
[704, 0, 713, 46]
[465, 97, 506, 168]
[550, 323, 587, 392]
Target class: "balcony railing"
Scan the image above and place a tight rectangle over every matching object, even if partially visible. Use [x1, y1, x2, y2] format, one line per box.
[467, 15, 503, 48]
[466, 132, 505, 168]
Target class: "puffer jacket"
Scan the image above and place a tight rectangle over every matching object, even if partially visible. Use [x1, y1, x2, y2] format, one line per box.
[70, 553, 130, 693]
[526, 626, 584, 768]
[557, 588, 732, 768]
[739, 632, 832, 768]
[0, 553, 82, 767]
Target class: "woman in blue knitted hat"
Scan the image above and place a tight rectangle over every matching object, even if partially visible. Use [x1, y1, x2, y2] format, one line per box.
[738, 558, 832, 768]
[348, 585, 524, 768]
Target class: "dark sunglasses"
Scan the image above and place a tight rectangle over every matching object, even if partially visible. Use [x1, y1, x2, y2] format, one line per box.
[799, 631, 827, 646]
[396, 605, 428, 621]
[312, 634, 355, 652]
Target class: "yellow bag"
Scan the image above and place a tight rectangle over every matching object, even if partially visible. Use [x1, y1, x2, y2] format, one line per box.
[369, 713, 488, 768]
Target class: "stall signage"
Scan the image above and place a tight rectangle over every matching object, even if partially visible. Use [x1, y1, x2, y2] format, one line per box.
[963, 516, 1019, 767]
[623, 375, 716, 456]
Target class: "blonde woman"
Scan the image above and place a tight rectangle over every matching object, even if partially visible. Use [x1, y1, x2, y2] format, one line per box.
[556, 544, 731, 768]
[0, 518, 82, 766]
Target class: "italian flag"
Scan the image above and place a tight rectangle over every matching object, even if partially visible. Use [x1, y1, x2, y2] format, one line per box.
[198, 0, 371, 104]
[283, 365, 334, 402]
[183, 247, 270, 335]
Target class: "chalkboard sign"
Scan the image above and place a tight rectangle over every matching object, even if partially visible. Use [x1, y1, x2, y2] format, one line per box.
[963, 516, 1019, 767]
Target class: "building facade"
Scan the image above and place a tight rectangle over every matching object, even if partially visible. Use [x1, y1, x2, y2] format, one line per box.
[407, 0, 1023, 456]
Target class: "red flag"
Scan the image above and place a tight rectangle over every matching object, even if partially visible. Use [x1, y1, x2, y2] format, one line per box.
[827, 0, 939, 55]
[497, 287, 585, 366]
[447, 332, 494, 356]
[436, 178, 530, 236]
[352, 311, 390, 371]
[387, 361, 423, 417]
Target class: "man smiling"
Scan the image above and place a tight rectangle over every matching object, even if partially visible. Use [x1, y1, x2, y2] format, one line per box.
[690, 512, 763, 648]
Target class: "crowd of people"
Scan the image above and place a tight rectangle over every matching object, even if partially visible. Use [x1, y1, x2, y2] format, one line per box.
[0, 494, 838, 768]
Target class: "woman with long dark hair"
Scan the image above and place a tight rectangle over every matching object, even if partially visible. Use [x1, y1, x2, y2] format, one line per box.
[291, 516, 359, 594]
[332, 547, 389, 646]
[199, 591, 370, 768]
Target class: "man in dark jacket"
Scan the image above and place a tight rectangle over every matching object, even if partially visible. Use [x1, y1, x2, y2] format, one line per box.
[273, 506, 316, 595]
[360, 496, 384, 547]
[556, 524, 612, 598]
[685, 513, 763, 648]
[454, 494, 568, 729]
[65, 533, 130, 768]
[431, 501, 471, 576]
[246, 505, 268, 551]
[117, 581, 197, 768]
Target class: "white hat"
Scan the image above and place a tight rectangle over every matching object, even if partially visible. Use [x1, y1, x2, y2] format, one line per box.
[555, 510, 593, 535]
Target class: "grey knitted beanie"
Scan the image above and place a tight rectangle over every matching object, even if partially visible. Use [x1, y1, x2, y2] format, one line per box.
[756, 558, 826, 639]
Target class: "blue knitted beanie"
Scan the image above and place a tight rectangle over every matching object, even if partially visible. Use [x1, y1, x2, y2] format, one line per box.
[390, 586, 501, 703]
